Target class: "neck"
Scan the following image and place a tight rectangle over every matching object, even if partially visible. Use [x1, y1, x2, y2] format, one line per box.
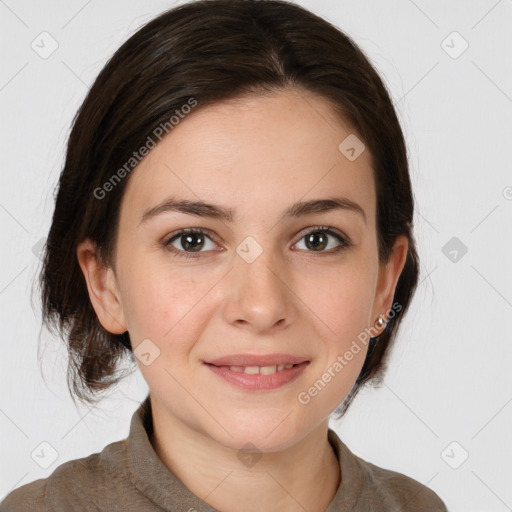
[149, 402, 340, 512]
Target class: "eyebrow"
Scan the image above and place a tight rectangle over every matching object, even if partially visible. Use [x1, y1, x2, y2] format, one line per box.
[139, 196, 367, 226]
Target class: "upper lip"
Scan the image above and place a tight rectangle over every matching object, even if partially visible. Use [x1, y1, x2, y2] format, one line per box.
[205, 354, 310, 367]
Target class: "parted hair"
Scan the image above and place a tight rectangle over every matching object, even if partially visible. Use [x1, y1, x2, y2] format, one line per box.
[39, 0, 419, 418]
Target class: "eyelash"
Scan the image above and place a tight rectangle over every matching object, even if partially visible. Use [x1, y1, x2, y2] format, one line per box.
[161, 226, 352, 260]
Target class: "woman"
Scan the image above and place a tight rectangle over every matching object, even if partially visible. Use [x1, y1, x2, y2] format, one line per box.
[1, 0, 448, 510]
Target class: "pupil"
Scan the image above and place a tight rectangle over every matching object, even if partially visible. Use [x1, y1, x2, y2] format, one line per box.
[183, 233, 203, 252]
[179, 232, 328, 253]
[306, 232, 327, 251]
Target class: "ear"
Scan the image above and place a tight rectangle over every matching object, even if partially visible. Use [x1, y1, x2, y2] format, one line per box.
[76, 238, 127, 335]
[370, 235, 409, 335]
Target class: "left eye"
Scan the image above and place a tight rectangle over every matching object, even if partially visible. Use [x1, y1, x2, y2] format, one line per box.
[293, 226, 350, 253]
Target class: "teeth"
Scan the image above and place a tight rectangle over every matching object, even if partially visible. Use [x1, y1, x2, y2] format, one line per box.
[227, 364, 296, 374]
[259, 365, 277, 375]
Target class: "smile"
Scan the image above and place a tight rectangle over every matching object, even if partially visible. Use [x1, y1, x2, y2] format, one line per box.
[204, 361, 310, 390]
[227, 364, 295, 374]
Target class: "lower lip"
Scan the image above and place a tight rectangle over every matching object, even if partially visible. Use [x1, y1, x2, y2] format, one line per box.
[204, 362, 310, 390]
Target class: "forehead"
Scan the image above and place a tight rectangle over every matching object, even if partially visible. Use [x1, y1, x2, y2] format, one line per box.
[119, 89, 376, 227]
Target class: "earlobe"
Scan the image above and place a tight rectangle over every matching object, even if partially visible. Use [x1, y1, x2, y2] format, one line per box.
[76, 238, 127, 335]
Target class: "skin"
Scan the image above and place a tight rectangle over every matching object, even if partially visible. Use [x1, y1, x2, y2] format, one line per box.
[77, 88, 408, 512]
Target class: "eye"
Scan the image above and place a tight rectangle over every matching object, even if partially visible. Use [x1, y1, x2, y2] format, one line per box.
[293, 226, 351, 254]
[162, 228, 219, 259]
[162, 225, 352, 260]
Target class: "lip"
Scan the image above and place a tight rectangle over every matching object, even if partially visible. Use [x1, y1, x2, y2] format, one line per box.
[205, 353, 309, 367]
[204, 354, 310, 391]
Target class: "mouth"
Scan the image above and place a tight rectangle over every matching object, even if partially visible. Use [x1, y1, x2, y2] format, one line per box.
[203, 354, 310, 390]
[204, 362, 303, 374]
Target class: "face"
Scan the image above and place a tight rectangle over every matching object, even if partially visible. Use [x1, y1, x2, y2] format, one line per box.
[78, 88, 407, 452]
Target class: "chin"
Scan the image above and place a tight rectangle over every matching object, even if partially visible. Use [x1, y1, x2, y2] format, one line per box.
[204, 409, 309, 453]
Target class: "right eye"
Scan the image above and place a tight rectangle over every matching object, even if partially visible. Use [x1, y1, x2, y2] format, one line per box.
[162, 228, 220, 259]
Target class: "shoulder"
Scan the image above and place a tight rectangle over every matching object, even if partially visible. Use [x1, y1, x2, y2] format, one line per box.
[0, 477, 48, 512]
[355, 456, 448, 511]
[0, 445, 123, 512]
[329, 430, 448, 511]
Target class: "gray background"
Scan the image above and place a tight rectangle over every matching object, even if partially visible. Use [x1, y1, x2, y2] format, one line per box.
[1, 1, 511, 510]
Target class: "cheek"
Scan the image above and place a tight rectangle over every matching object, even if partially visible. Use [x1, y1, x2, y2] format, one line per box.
[295, 258, 375, 407]
[120, 263, 214, 344]
[298, 258, 376, 341]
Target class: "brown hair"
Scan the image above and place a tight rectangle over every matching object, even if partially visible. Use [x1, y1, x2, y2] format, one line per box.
[39, 0, 419, 418]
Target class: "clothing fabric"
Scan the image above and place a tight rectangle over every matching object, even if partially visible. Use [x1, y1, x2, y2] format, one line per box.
[0, 397, 448, 511]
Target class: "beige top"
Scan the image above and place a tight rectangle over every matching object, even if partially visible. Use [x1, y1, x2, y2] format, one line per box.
[0, 396, 448, 511]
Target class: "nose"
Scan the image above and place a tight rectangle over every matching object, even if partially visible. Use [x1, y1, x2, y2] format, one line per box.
[222, 243, 298, 333]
